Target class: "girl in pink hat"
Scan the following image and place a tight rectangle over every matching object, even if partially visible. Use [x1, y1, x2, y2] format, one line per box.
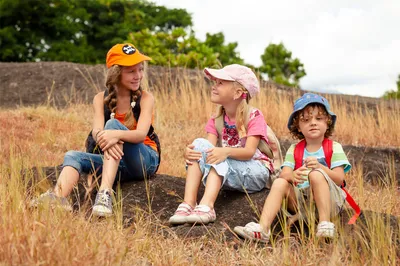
[169, 64, 273, 225]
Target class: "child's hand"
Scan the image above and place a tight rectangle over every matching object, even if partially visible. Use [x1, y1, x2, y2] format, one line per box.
[184, 144, 202, 165]
[97, 130, 120, 151]
[104, 141, 124, 160]
[206, 147, 228, 164]
[293, 165, 310, 184]
[304, 157, 321, 169]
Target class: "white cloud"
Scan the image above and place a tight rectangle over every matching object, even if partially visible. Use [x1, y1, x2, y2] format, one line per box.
[155, 0, 400, 97]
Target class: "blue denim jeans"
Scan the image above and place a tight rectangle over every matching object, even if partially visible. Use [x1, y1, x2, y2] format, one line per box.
[192, 138, 269, 193]
[62, 119, 159, 182]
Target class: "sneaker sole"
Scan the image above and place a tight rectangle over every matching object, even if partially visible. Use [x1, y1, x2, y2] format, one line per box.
[186, 216, 215, 224]
[30, 201, 73, 212]
[169, 216, 189, 225]
[92, 210, 113, 217]
[92, 206, 113, 217]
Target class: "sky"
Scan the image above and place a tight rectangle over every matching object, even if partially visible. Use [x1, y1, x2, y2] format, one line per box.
[155, 0, 400, 98]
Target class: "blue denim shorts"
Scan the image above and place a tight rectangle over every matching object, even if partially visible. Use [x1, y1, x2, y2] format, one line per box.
[192, 138, 269, 193]
[62, 119, 159, 182]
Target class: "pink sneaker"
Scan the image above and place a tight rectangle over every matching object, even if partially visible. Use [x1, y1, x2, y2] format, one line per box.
[169, 202, 194, 225]
[186, 205, 216, 224]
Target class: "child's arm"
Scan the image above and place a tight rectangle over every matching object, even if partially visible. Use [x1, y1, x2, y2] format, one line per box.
[92, 92, 105, 140]
[207, 133, 218, 146]
[205, 135, 260, 164]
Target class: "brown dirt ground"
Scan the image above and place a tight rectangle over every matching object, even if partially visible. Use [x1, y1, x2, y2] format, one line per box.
[3, 62, 399, 244]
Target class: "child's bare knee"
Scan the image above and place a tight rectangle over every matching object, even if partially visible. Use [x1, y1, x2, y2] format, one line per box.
[309, 170, 326, 185]
[272, 178, 290, 189]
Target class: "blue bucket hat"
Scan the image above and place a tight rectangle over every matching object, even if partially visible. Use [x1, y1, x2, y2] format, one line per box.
[287, 93, 336, 130]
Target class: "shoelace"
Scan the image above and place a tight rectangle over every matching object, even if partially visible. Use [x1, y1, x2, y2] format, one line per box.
[98, 192, 111, 206]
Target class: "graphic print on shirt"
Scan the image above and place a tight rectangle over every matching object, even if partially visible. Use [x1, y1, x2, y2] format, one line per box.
[222, 119, 240, 147]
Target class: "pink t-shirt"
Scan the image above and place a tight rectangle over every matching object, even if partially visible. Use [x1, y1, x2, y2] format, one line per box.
[205, 108, 273, 171]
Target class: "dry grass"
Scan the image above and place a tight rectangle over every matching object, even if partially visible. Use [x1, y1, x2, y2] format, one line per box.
[0, 70, 399, 265]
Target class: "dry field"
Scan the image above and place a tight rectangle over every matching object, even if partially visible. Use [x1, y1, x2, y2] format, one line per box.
[0, 67, 399, 265]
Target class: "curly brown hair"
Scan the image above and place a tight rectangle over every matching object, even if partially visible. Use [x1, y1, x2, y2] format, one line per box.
[289, 103, 334, 140]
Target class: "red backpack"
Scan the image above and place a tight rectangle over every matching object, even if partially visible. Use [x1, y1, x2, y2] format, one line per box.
[294, 138, 361, 224]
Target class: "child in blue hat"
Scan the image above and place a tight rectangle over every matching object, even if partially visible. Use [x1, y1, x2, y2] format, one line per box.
[234, 93, 351, 243]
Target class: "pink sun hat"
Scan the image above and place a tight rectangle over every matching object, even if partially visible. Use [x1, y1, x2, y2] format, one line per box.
[204, 64, 260, 98]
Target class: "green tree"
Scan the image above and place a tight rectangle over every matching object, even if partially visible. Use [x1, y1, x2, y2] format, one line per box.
[204, 32, 244, 65]
[0, 0, 92, 62]
[0, 0, 192, 63]
[78, 0, 193, 63]
[129, 28, 219, 68]
[259, 43, 306, 87]
[383, 74, 400, 99]
[129, 29, 246, 69]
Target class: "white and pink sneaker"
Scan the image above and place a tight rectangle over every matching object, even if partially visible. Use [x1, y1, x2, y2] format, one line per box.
[186, 205, 216, 225]
[169, 202, 195, 225]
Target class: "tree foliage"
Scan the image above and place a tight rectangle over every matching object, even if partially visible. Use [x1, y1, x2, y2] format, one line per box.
[259, 43, 306, 87]
[0, 0, 307, 88]
[204, 33, 244, 65]
[130, 29, 244, 68]
[383, 74, 400, 100]
[0, 0, 192, 63]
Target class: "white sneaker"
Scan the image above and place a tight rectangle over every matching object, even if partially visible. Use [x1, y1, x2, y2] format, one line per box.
[316, 221, 335, 238]
[30, 190, 72, 212]
[234, 222, 271, 243]
[169, 202, 195, 225]
[92, 189, 113, 217]
[185, 205, 216, 224]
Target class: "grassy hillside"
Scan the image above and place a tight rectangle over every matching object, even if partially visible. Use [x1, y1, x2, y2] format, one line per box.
[0, 66, 399, 265]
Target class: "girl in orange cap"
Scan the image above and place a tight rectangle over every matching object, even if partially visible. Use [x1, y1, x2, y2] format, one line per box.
[31, 43, 160, 217]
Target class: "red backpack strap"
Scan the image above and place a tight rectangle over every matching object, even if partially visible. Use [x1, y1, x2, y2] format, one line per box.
[322, 138, 333, 168]
[294, 139, 306, 170]
[342, 187, 362, 224]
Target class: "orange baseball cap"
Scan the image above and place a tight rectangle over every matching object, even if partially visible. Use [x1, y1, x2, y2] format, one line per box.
[106, 43, 152, 68]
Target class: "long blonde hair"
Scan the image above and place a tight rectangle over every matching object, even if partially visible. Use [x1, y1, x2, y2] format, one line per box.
[104, 65, 142, 129]
[214, 81, 252, 138]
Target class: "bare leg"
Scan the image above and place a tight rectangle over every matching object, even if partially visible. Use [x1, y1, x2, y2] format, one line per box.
[99, 144, 122, 191]
[54, 166, 79, 198]
[309, 171, 331, 222]
[183, 162, 203, 208]
[199, 168, 223, 209]
[259, 178, 293, 232]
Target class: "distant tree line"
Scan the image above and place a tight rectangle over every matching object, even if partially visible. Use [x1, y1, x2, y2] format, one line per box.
[1, 0, 306, 87]
[383, 74, 400, 100]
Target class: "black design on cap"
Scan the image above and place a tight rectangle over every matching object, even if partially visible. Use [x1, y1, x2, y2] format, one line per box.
[122, 44, 136, 55]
